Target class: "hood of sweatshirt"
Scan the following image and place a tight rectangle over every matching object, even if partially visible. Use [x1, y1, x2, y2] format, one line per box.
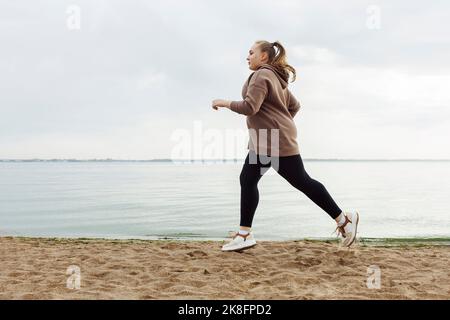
[257, 63, 289, 89]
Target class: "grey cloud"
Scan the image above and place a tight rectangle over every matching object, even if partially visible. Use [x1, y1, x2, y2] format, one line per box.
[0, 0, 449, 158]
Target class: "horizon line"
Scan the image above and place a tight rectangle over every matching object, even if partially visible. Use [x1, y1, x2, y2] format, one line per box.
[1, 158, 450, 162]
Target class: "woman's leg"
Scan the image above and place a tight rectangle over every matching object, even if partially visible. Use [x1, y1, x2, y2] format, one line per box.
[274, 154, 342, 219]
[239, 151, 271, 228]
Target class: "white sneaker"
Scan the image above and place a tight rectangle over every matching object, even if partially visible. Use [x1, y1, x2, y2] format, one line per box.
[221, 232, 257, 252]
[335, 211, 360, 247]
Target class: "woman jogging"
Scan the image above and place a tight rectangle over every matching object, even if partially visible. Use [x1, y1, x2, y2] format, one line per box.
[212, 40, 359, 252]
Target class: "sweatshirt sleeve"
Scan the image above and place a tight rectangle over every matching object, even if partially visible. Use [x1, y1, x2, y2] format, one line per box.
[229, 71, 268, 116]
[287, 89, 301, 118]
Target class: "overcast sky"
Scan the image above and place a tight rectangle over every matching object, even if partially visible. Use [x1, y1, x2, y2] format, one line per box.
[1, 0, 449, 159]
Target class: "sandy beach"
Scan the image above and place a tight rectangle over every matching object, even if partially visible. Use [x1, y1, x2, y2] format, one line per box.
[0, 236, 448, 300]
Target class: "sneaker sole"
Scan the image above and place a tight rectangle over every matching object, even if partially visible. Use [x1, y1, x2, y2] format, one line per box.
[221, 242, 257, 252]
[346, 211, 359, 247]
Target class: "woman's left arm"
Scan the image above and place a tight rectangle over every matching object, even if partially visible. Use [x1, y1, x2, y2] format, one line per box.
[211, 99, 231, 110]
[212, 70, 269, 116]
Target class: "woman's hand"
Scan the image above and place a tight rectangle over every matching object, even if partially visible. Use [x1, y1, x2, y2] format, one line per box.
[212, 99, 231, 110]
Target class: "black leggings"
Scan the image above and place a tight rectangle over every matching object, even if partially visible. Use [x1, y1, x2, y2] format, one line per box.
[239, 150, 342, 227]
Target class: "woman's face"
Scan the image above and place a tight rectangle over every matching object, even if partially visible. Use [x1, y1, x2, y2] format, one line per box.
[247, 44, 268, 71]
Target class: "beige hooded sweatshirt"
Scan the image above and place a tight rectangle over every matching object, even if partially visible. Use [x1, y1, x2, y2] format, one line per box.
[230, 63, 301, 157]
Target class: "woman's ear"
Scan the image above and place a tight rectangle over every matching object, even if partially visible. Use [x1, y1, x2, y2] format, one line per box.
[260, 51, 269, 63]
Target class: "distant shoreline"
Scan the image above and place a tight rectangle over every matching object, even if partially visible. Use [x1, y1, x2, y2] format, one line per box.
[1, 159, 450, 163]
[2, 235, 450, 246]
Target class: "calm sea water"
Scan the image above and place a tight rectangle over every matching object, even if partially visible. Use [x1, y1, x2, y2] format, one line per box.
[0, 161, 449, 240]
